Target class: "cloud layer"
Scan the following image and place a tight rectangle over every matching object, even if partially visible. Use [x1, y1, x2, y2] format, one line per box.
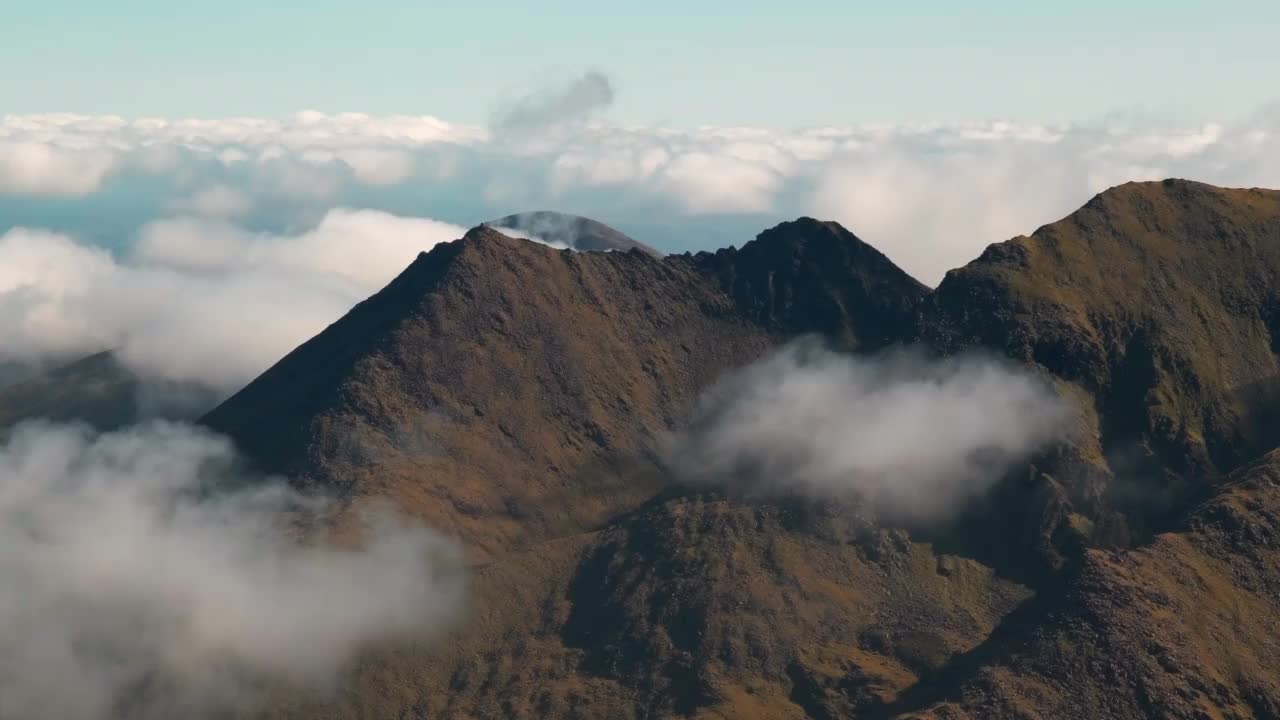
[4, 109, 1280, 283]
[0, 420, 462, 720]
[0, 211, 471, 395]
[668, 342, 1070, 521]
[2, 104, 1279, 407]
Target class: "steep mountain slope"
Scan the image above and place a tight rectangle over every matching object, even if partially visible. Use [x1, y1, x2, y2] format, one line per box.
[921, 179, 1280, 544]
[0, 351, 138, 432]
[203, 221, 926, 558]
[898, 450, 1280, 720]
[198, 181, 1280, 719]
[264, 495, 1032, 720]
[204, 228, 753, 557]
[487, 211, 662, 256]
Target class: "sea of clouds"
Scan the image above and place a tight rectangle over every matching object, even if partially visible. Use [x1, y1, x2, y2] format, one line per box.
[2, 78, 1278, 281]
[0, 212, 472, 395]
[2, 77, 1278, 399]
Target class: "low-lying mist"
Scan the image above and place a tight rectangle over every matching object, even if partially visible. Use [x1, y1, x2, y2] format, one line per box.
[0, 420, 463, 720]
[668, 341, 1071, 522]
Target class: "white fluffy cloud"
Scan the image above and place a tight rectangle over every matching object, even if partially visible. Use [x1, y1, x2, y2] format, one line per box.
[334, 147, 416, 185]
[657, 151, 783, 213]
[134, 209, 468, 288]
[0, 210, 471, 394]
[0, 420, 462, 720]
[668, 341, 1070, 521]
[0, 112, 483, 199]
[3, 110, 1280, 283]
[0, 139, 117, 196]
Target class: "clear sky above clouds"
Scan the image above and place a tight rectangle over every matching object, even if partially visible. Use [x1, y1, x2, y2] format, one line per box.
[4, 0, 1278, 125]
[3, 0, 1280, 350]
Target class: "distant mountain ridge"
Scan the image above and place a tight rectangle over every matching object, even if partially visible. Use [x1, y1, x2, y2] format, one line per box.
[0, 351, 137, 432]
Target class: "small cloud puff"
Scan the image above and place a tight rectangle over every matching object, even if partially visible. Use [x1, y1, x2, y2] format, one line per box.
[668, 341, 1071, 522]
[491, 70, 616, 135]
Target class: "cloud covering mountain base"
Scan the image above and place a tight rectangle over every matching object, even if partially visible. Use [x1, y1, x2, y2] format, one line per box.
[4, 104, 1280, 284]
[0, 421, 463, 720]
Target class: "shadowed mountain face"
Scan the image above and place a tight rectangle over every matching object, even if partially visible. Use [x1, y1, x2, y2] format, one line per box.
[898, 451, 1280, 719]
[0, 351, 139, 432]
[191, 181, 1280, 717]
[695, 217, 929, 351]
[0, 351, 227, 433]
[486, 211, 663, 256]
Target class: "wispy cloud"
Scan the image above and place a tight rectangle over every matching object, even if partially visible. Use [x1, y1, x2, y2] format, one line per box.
[491, 70, 616, 135]
[0, 211, 470, 395]
[667, 341, 1070, 522]
[4, 109, 1278, 284]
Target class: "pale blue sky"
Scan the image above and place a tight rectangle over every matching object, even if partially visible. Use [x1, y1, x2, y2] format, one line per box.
[3, 0, 1278, 125]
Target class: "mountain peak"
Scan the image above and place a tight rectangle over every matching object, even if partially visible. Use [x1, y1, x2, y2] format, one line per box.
[694, 218, 928, 350]
[752, 216, 922, 276]
[383, 225, 564, 300]
[461, 223, 525, 245]
[1079, 177, 1280, 224]
[759, 215, 862, 238]
[483, 210, 661, 256]
[923, 178, 1280, 541]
